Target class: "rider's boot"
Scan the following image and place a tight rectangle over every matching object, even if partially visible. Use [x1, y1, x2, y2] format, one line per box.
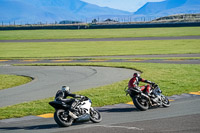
[146, 92, 157, 106]
[69, 107, 76, 112]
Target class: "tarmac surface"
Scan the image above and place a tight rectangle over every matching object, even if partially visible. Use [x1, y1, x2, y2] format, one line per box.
[0, 36, 200, 42]
[0, 96, 200, 133]
[0, 66, 137, 107]
[0, 54, 200, 65]
[0, 65, 200, 133]
[0, 36, 200, 132]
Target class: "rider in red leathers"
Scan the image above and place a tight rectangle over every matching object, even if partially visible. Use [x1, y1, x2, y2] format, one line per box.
[128, 73, 155, 96]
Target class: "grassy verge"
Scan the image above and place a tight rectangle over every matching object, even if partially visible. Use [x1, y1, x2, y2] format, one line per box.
[89, 57, 200, 60]
[0, 27, 200, 40]
[2, 56, 200, 61]
[0, 40, 200, 59]
[0, 74, 32, 90]
[0, 62, 199, 120]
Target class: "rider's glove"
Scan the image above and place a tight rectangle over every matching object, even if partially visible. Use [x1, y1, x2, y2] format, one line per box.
[80, 96, 85, 99]
[151, 82, 155, 87]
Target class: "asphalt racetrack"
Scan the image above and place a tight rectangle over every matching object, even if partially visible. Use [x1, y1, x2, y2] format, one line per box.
[0, 66, 136, 107]
[0, 96, 200, 133]
[0, 36, 200, 133]
[0, 65, 200, 133]
[1, 36, 200, 42]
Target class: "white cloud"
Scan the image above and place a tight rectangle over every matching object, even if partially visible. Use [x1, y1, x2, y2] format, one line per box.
[81, 0, 165, 12]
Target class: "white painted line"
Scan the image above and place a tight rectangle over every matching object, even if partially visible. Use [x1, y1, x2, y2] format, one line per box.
[92, 125, 144, 130]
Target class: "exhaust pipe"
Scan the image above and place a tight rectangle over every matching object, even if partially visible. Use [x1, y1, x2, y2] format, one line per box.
[69, 111, 78, 119]
[141, 93, 155, 106]
[141, 93, 149, 99]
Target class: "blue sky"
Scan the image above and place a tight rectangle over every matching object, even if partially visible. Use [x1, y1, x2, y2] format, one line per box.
[81, 0, 165, 12]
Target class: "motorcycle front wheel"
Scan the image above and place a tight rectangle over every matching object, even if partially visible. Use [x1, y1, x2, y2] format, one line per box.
[90, 108, 102, 123]
[161, 95, 170, 107]
[132, 95, 149, 111]
[54, 109, 73, 127]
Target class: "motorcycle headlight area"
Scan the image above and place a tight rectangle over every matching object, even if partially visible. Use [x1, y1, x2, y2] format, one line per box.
[89, 99, 92, 104]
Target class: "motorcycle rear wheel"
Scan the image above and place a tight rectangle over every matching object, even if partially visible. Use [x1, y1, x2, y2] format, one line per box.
[132, 95, 149, 111]
[54, 109, 73, 127]
[90, 108, 102, 123]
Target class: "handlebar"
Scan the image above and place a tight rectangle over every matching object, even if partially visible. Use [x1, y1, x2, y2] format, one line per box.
[80, 96, 89, 101]
[152, 84, 158, 89]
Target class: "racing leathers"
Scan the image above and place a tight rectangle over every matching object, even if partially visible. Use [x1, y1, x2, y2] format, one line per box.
[55, 90, 83, 111]
[128, 76, 154, 95]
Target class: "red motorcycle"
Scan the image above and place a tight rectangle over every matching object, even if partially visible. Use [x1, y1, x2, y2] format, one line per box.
[125, 84, 170, 111]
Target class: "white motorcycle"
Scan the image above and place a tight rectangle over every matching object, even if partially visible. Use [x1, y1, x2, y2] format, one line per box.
[49, 96, 102, 127]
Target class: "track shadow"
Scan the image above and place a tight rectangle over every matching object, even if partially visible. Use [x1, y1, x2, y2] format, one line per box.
[98, 107, 138, 112]
[0, 121, 95, 131]
[96, 105, 166, 113]
[0, 124, 58, 131]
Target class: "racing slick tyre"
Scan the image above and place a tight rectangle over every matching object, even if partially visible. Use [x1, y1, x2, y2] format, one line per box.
[132, 95, 149, 111]
[90, 108, 102, 123]
[161, 95, 171, 107]
[54, 109, 73, 127]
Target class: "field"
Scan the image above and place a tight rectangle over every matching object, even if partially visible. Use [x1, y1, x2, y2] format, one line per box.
[0, 27, 200, 40]
[0, 40, 200, 59]
[0, 27, 200, 119]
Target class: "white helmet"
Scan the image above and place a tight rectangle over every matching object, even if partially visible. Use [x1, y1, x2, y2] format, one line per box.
[62, 86, 70, 93]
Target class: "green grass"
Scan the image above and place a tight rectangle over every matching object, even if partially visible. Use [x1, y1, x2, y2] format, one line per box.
[0, 40, 200, 59]
[82, 57, 200, 60]
[0, 62, 199, 119]
[7, 56, 200, 61]
[0, 27, 200, 40]
[0, 26, 200, 119]
[0, 75, 32, 90]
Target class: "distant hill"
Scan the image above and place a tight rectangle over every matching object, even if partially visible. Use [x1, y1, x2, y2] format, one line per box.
[0, 0, 131, 24]
[2, 0, 200, 25]
[152, 13, 200, 23]
[134, 0, 200, 18]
